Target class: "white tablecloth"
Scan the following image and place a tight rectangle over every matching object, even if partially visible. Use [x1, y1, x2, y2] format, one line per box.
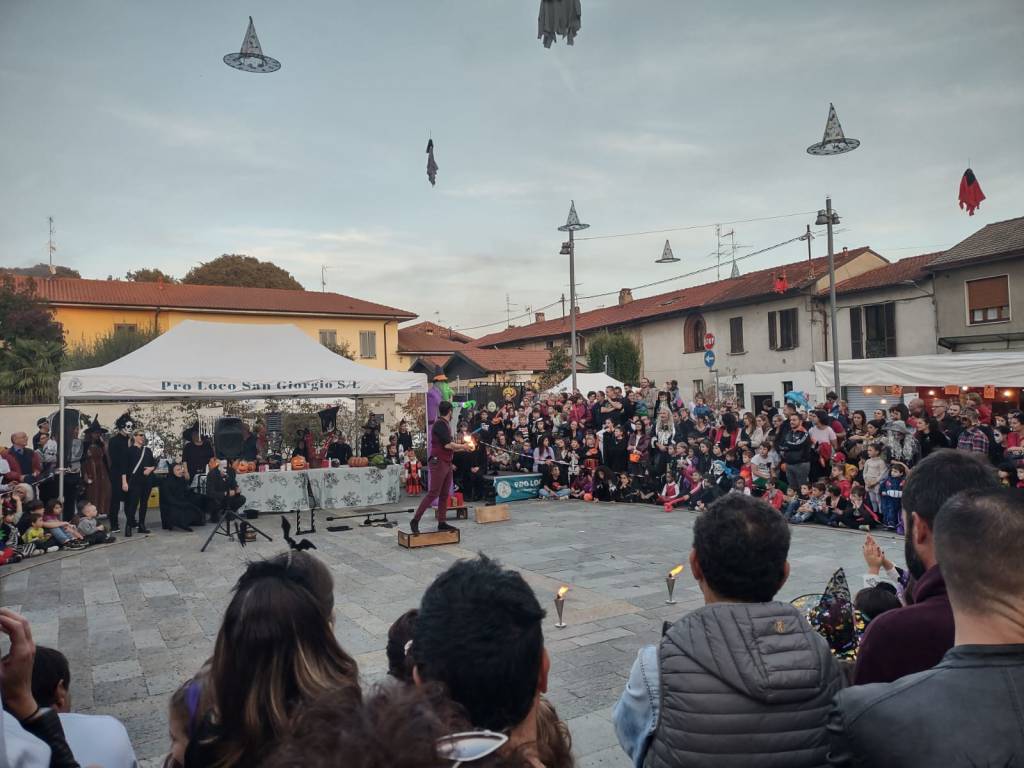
[235, 465, 402, 512]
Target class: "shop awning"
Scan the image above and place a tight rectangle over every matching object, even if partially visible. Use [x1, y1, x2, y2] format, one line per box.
[814, 352, 1024, 389]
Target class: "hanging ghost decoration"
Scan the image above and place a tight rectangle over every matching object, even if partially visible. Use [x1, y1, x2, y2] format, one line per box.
[958, 168, 986, 216]
[426, 139, 438, 187]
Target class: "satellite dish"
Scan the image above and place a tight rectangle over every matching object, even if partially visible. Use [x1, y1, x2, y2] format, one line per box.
[223, 16, 281, 73]
[807, 103, 859, 156]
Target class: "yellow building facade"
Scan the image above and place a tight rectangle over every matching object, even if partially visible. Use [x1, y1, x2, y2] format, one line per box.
[19, 277, 415, 371]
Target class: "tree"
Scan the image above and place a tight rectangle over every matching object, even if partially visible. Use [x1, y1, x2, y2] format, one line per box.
[1, 263, 81, 278]
[587, 332, 641, 384]
[539, 344, 572, 389]
[0, 275, 65, 401]
[325, 340, 355, 360]
[183, 254, 303, 290]
[126, 268, 178, 283]
[63, 324, 161, 372]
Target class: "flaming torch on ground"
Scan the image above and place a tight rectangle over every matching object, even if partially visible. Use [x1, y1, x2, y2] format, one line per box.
[554, 585, 570, 628]
[666, 565, 684, 604]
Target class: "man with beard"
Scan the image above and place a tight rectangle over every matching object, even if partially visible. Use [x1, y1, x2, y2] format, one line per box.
[853, 449, 998, 684]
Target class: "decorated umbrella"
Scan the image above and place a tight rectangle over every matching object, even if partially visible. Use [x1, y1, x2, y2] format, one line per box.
[538, 0, 582, 48]
[224, 16, 281, 73]
[791, 568, 866, 661]
[806, 103, 860, 156]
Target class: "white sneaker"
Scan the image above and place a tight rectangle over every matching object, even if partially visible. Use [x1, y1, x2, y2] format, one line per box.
[45, 546, 60, 553]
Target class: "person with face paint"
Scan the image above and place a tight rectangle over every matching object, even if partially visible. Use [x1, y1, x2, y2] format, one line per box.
[123, 429, 156, 537]
[106, 413, 134, 533]
[853, 449, 999, 685]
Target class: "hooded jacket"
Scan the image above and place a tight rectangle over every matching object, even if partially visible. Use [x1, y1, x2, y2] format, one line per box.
[614, 602, 843, 768]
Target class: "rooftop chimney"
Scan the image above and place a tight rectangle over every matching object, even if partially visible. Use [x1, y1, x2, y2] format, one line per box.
[535, 311, 546, 323]
[618, 288, 633, 306]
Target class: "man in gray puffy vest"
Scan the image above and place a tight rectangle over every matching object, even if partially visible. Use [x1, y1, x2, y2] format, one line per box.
[613, 494, 843, 767]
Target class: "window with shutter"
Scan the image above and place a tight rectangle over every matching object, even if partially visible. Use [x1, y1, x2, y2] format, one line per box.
[318, 329, 337, 347]
[966, 276, 1010, 324]
[359, 330, 377, 358]
[734, 383, 745, 408]
[768, 311, 778, 350]
[850, 307, 863, 359]
[775, 308, 798, 350]
[683, 314, 706, 354]
[729, 317, 744, 353]
[883, 302, 897, 356]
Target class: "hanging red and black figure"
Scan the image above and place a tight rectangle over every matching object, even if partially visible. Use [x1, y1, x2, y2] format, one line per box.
[773, 269, 790, 294]
[958, 168, 986, 216]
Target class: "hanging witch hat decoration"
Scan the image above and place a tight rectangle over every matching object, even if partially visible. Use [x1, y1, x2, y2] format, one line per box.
[958, 168, 986, 216]
[655, 239, 679, 264]
[807, 103, 860, 156]
[224, 17, 281, 73]
[426, 139, 438, 187]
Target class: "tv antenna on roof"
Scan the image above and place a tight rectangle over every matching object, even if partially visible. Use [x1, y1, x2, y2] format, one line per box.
[47, 217, 56, 275]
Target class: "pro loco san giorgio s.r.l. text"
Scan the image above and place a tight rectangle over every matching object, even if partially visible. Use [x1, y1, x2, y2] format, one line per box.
[159, 379, 361, 393]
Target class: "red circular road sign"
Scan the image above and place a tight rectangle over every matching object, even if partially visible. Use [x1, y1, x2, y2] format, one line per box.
[704, 333, 716, 350]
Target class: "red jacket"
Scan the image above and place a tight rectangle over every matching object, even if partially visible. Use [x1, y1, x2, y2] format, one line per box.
[2, 447, 43, 482]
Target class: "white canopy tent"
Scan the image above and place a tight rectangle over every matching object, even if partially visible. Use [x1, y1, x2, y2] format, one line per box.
[57, 321, 428, 497]
[544, 371, 625, 395]
[814, 352, 1024, 389]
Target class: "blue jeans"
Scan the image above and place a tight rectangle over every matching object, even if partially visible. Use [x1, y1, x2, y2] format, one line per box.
[539, 487, 570, 499]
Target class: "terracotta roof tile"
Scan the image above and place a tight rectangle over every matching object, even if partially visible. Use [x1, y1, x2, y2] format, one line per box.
[5, 275, 415, 318]
[831, 252, 939, 295]
[928, 216, 1024, 269]
[472, 248, 869, 347]
[400, 321, 474, 343]
[448, 348, 583, 374]
[397, 329, 470, 353]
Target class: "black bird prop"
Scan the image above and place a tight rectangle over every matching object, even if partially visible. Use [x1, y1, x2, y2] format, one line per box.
[281, 517, 317, 551]
[237, 522, 248, 547]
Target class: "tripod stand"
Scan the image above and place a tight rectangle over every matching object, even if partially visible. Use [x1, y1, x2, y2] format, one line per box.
[200, 500, 272, 552]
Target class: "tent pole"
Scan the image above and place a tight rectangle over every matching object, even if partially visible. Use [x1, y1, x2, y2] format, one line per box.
[58, 395, 66, 503]
[424, 391, 430, 458]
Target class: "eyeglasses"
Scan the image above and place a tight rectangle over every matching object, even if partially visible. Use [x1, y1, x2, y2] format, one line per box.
[437, 730, 509, 766]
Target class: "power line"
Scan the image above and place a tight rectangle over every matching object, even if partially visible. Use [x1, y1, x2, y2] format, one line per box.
[574, 210, 817, 242]
[577, 234, 806, 301]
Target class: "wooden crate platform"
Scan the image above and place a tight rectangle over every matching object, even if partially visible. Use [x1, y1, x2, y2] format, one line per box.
[397, 527, 460, 548]
[451, 506, 469, 520]
[474, 504, 511, 524]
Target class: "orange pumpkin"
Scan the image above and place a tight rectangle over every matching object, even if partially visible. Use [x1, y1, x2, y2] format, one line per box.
[233, 460, 254, 474]
[348, 456, 369, 468]
[291, 455, 307, 470]
[583, 493, 593, 502]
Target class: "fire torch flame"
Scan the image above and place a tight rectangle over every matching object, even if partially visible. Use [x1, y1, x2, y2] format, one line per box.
[556, 586, 569, 599]
[668, 565, 684, 578]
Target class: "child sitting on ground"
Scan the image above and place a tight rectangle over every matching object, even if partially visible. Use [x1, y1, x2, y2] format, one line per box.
[23, 512, 59, 553]
[731, 477, 750, 495]
[615, 473, 641, 503]
[569, 468, 592, 500]
[784, 482, 812, 522]
[42, 500, 85, 548]
[847, 486, 879, 530]
[762, 478, 786, 511]
[1, 504, 24, 564]
[878, 461, 906, 533]
[829, 461, 852, 498]
[791, 482, 827, 524]
[658, 470, 683, 511]
[76, 502, 115, 545]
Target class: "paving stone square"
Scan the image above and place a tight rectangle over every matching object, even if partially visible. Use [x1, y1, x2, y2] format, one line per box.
[0, 499, 902, 767]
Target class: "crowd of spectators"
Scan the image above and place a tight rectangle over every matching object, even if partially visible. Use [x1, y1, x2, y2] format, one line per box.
[445, 382, 1023, 518]
[3, 451, 1021, 766]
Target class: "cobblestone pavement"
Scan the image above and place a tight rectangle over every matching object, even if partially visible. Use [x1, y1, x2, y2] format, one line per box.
[0, 500, 904, 767]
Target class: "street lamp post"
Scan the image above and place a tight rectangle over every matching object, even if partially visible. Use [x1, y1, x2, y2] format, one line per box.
[816, 199, 842, 396]
[559, 201, 589, 392]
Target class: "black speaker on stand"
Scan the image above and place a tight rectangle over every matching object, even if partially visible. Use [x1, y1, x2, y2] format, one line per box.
[201, 417, 272, 552]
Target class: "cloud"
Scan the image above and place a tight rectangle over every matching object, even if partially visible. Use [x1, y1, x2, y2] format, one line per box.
[591, 132, 708, 159]
[442, 180, 539, 200]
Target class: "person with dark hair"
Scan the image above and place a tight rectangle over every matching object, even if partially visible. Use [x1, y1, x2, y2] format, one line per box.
[413, 555, 548, 763]
[182, 428, 214, 479]
[853, 584, 901, 625]
[160, 462, 204, 532]
[266, 682, 530, 768]
[386, 609, 418, 684]
[122, 428, 156, 536]
[30, 645, 137, 767]
[186, 551, 361, 767]
[854, 448, 999, 685]
[830, 488, 1024, 766]
[614, 494, 842, 768]
[410, 400, 472, 535]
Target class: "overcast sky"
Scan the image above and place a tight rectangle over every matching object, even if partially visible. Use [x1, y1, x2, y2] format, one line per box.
[2, 1, 1022, 333]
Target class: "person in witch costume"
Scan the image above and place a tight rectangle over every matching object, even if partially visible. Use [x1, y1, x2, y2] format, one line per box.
[123, 428, 156, 536]
[106, 413, 134, 532]
[81, 416, 111, 517]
